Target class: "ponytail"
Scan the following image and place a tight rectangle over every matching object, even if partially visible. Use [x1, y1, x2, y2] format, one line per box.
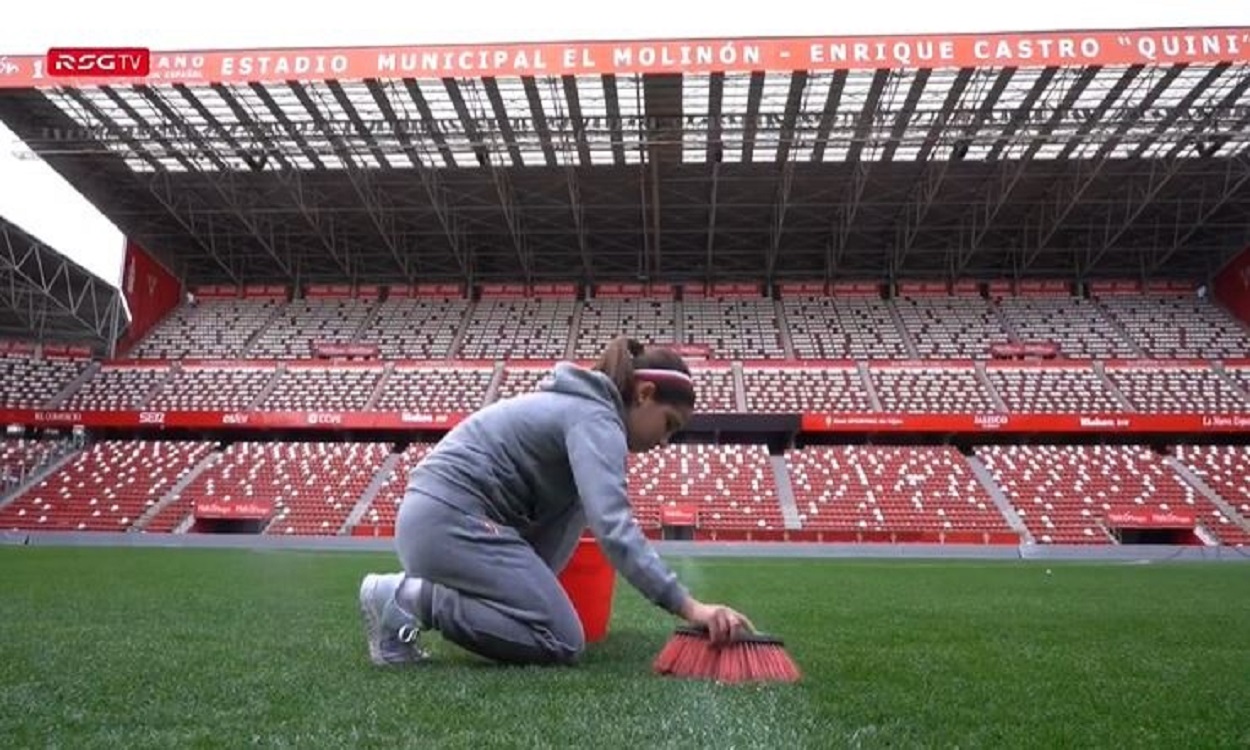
[594, 335, 646, 402]
[593, 335, 696, 408]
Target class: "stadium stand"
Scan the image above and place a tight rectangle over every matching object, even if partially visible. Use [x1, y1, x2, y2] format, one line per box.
[147, 365, 276, 411]
[0, 352, 89, 408]
[1170, 445, 1250, 545]
[130, 298, 283, 359]
[994, 295, 1140, 359]
[247, 296, 377, 359]
[786, 445, 1011, 537]
[782, 295, 911, 359]
[172, 441, 392, 536]
[690, 367, 738, 412]
[742, 366, 874, 413]
[1096, 294, 1250, 359]
[258, 366, 384, 411]
[0, 438, 72, 492]
[974, 445, 1240, 545]
[573, 295, 678, 358]
[356, 294, 470, 359]
[456, 297, 577, 359]
[1103, 366, 1250, 413]
[893, 295, 1008, 359]
[373, 364, 496, 414]
[626, 443, 783, 532]
[61, 365, 170, 411]
[681, 293, 787, 359]
[870, 367, 999, 413]
[984, 366, 1126, 413]
[0, 441, 214, 532]
[493, 364, 557, 401]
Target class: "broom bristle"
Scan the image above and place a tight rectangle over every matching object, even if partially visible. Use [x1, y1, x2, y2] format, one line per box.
[651, 624, 801, 684]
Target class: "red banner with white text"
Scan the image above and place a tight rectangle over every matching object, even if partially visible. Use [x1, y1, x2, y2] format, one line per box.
[2, 408, 1247, 434]
[660, 504, 699, 526]
[1105, 511, 1196, 528]
[0, 409, 465, 431]
[2, 28, 1247, 88]
[800, 412, 1250, 434]
[193, 501, 274, 521]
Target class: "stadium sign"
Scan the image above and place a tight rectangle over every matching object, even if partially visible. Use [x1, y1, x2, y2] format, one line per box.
[1, 28, 1246, 88]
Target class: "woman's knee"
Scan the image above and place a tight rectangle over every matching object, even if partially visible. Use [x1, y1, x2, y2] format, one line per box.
[538, 613, 586, 666]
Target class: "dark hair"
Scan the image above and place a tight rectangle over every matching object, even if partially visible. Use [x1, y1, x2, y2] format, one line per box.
[593, 335, 695, 408]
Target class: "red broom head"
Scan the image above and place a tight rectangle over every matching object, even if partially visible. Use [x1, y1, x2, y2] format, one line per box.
[651, 627, 711, 675]
[652, 625, 801, 684]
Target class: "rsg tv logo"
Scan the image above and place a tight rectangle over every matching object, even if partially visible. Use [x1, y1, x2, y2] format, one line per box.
[46, 48, 151, 78]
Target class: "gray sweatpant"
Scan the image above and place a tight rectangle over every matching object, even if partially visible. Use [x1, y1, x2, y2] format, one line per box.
[393, 489, 588, 666]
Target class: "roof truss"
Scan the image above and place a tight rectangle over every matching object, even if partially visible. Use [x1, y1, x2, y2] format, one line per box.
[0, 36, 1246, 289]
[0, 218, 126, 346]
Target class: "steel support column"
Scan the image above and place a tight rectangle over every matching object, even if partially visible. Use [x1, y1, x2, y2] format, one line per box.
[894, 160, 950, 275]
[826, 161, 870, 280]
[766, 160, 795, 281]
[705, 161, 721, 283]
[489, 168, 534, 282]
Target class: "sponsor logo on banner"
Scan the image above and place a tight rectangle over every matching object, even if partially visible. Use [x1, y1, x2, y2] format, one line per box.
[46, 48, 151, 77]
[138, 411, 166, 425]
[195, 501, 273, 519]
[400, 412, 451, 425]
[1106, 510, 1195, 527]
[0, 57, 18, 76]
[974, 413, 1009, 429]
[306, 412, 343, 425]
[660, 504, 699, 526]
[1079, 415, 1131, 429]
[34, 411, 83, 424]
[1201, 414, 1250, 429]
[220, 413, 251, 425]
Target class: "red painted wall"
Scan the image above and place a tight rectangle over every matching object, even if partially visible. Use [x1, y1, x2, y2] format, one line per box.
[1213, 246, 1250, 325]
[115, 239, 183, 355]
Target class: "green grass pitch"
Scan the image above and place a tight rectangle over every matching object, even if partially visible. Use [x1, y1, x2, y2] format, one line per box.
[1, 546, 1248, 748]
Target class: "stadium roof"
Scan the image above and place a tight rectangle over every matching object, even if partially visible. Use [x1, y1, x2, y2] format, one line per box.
[0, 27, 1248, 289]
[0, 215, 127, 346]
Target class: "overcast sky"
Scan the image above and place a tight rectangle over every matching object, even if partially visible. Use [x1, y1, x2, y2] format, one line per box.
[1, 0, 1246, 289]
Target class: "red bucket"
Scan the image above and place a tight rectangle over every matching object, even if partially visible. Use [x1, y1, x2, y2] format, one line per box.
[557, 537, 616, 644]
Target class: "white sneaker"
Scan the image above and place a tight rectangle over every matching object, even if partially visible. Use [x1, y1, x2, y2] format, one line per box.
[358, 573, 430, 666]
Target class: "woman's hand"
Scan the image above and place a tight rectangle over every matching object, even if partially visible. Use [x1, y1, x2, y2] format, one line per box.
[678, 597, 755, 645]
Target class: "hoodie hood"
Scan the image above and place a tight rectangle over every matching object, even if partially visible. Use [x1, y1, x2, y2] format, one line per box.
[539, 362, 626, 415]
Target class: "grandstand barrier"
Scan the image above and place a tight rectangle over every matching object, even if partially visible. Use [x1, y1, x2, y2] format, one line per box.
[989, 341, 1061, 359]
[3, 408, 1248, 435]
[347, 523, 1022, 545]
[11, 530, 1250, 562]
[311, 342, 379, 359]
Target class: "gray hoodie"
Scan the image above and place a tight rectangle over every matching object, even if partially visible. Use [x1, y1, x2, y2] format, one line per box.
[404, 361, 690, 616]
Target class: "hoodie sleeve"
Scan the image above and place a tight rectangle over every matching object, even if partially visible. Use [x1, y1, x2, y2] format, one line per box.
[564, 412, 690, 616]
